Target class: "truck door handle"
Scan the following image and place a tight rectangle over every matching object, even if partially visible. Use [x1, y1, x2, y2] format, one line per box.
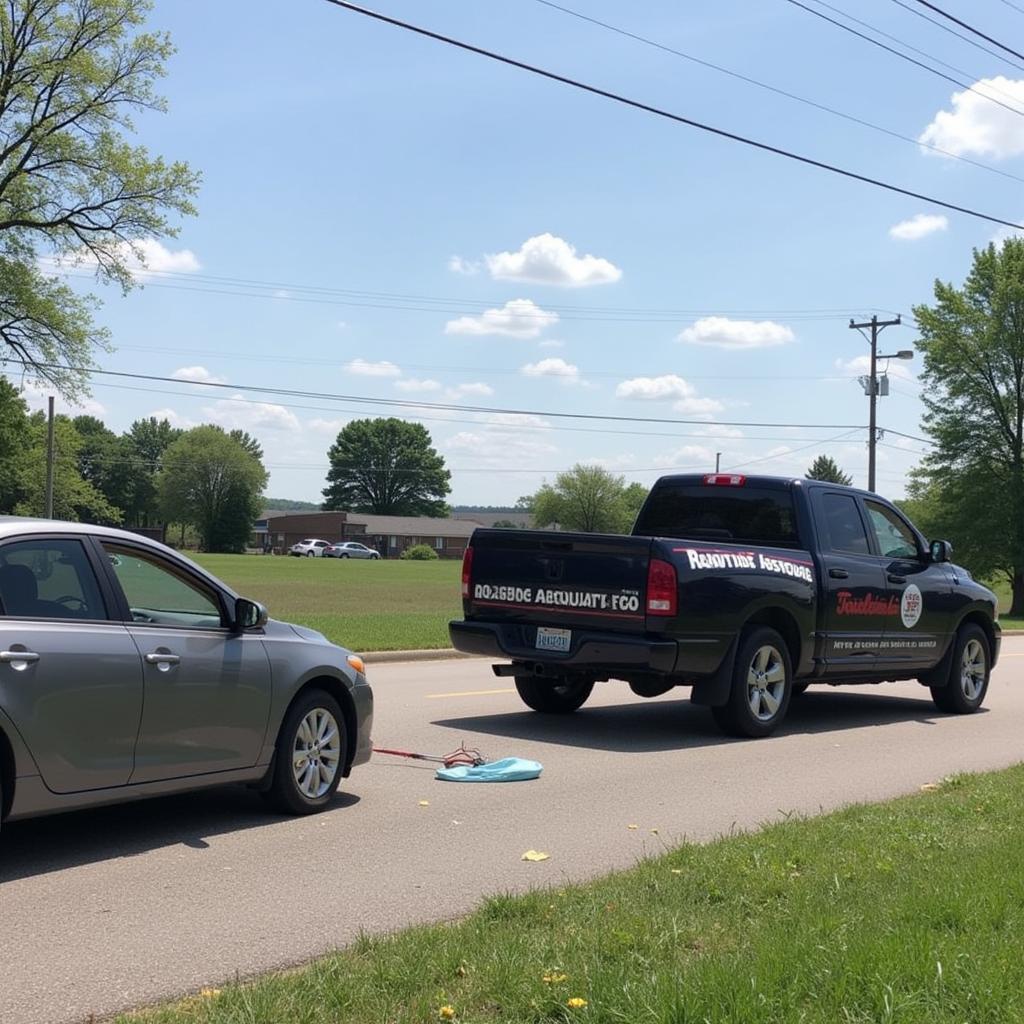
[887, 574, 907, 584]
[0, 650, 39, 664]
[829, 568, 849, 579]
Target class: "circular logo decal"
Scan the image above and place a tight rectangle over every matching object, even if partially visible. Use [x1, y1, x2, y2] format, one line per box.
[901, 584, 923, 629]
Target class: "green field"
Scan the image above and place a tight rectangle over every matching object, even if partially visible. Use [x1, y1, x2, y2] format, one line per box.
[121, 765, 1024, 1024]
[192, 554, 462, 652]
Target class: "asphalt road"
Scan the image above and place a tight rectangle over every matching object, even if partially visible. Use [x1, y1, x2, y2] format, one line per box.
[3, 639, 1024, 1024]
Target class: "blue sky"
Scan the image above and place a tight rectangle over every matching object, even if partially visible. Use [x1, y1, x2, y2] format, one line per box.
[29, 0, 1024, 505]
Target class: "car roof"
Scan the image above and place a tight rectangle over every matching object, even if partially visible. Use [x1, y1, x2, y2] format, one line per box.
[0, 516, 238, 598]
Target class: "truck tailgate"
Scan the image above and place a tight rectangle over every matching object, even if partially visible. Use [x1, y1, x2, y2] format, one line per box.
[466, 529, 656, 633]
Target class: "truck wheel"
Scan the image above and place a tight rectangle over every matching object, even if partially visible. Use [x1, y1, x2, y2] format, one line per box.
[930, 623, 990, 714]
[514, 675, 593, 714]
[712, 627, 792, 738]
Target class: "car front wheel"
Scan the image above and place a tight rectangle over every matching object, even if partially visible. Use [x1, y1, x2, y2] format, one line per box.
[266, 689, 348, 814]
[930, 623, 990, 714]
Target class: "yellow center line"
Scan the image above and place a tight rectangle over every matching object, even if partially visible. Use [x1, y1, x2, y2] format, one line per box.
[426, 688, 516, 699]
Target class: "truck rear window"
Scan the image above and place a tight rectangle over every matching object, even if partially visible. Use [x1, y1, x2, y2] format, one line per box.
[633, 484, 801, 548]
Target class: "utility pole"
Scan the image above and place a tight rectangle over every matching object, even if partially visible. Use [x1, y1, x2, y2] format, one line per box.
[715, 452, 722, 472]
[44, 396, 56, 518]
[849, 314, 906, 492]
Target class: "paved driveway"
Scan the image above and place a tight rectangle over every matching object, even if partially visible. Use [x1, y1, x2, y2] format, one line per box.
[2, 639, 1022, 1023]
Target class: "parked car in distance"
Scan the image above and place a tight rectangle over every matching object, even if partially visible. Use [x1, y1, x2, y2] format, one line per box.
[326, 542, 381, 560]
[0, 517, 374, 831]
[290, 538, 332, 557]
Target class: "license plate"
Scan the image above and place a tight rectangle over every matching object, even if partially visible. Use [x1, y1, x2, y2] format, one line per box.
[535, 627, 571, 652]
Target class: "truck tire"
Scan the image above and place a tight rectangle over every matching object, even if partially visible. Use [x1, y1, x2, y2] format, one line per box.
[711, 626, 793, 738]
[930, 623, 990, 714]
[514, 675, 593, 714]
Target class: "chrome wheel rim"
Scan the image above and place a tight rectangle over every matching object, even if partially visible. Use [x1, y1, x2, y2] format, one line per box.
[747, 644, 786, 721]
[292, 708, 341, 798]
[961, 638, 986, 702]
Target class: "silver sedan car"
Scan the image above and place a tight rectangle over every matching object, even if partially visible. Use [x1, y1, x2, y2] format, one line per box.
[0, 518, 373, 831]
[326, 542, 381, 560]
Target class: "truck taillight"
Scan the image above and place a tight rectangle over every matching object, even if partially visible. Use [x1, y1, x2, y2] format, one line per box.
[461, 545, 474, 598]
[703, 473, 746, 486]
[646, 558, 677, 616]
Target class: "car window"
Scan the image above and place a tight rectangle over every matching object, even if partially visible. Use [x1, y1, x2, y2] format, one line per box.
[865, 502, 919, 559]
[102, 544, 223, 628]
[0, 539, 107, 620]
[821, 493, 871, 555]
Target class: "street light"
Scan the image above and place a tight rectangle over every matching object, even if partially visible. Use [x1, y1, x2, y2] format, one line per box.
[849, 315, 910, 492]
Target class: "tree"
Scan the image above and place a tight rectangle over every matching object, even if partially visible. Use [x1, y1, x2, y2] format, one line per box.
[0, 378, 29, 511]
[322, 418, 450, 516]
[0, 0, 199, 396]
[529, 464, 638, 533]
[806, 455, 853, 485]
[73, 414, 133, 514]
[157, 426, 267, 552]
[913, 238, 1024, 615]
[121, 415, 180, 525]
[229, 429, 263, 462]
[16, 412, 121, 522]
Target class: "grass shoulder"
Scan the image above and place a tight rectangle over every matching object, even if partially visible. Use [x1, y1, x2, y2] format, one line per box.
[192, 554, 462, 652]
[121, 764, 1024, 1024]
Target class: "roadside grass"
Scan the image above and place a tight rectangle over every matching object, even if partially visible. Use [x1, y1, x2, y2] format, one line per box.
[192, 555, 461, 651]
[984, 579, 1024, 631]
[122, 766, 1024, 1024]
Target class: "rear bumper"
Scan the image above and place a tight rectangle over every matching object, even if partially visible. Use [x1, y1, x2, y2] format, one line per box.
[449, 620, 679, 674]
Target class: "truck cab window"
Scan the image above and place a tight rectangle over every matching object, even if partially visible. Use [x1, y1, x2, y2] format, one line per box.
[865, 502, 919, 560]
[821, 493, 870, 554]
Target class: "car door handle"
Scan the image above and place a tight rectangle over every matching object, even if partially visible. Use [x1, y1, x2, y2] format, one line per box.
[887, 574, 907, 584]
[145, 653, 180, 665]
[0, 650, 39, 664]
[829, 568, 849, 579]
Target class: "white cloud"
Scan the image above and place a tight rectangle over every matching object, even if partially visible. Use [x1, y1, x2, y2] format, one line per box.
[448, 381, 494, 398]
[662, 444, 715, 468]
[43, 237, 201, 281]
[307, 417, 348, 434]
[673, 395, 725, 416]
[522, 357, 580, 382]
[147, 407, 194, 429]
[919, 77, 1024, 158]
[483, 412, 551, 429]
[484, 233, 622, 288]
[697, 423, 745, 439]
[448, 255, 481, 275]
[889, 214, 948, 241]
[445, 298, 559, 339]
[445, 429, 557, 461]
[394, 378, 442, 393]
[538, 338, 565, 349]
[992, 218, 1024, 245]
[18, 380, 106, 418]
[171, 365, 225, 385]
[204, 395, 300, 432]
[678, 317, 794, 350]
[616, 374, 695, 401]
[345, 358, 402, 377]
[836, 355, 916, 382]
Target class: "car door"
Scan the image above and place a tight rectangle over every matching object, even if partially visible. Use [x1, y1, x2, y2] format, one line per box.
[0, 535, 143, 793]
[811, 490, 889, 675]
[99, 540, 272, 783]
[862, 499, 955, 672]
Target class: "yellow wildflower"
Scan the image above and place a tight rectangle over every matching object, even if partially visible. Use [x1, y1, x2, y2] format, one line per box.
[542, 971, 568, 983]
[439, 1005, 456, 1019]
[199, 988, 221, 999]
[567, 997, 588, 1009]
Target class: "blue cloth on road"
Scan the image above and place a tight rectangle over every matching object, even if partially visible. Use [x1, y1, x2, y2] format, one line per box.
[435, 757, 543, 782]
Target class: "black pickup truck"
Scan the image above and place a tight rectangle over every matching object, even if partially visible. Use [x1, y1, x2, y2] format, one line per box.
[449, 473, 1000, 737]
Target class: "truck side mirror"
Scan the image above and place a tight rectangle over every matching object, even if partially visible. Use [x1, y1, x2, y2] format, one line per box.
[929, 539, 952, 563]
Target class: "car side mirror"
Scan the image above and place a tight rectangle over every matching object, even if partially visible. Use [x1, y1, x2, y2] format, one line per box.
[234, 597, 268, 631]
[930, 539, 953, 563]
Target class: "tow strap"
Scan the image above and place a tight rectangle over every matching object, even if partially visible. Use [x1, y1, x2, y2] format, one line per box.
[372, 743, 542, 782]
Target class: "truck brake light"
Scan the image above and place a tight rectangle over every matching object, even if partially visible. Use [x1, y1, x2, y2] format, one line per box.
[461, 545, 474, 598]
[703, 473, 746, 486]
[646, 558, 677, 616]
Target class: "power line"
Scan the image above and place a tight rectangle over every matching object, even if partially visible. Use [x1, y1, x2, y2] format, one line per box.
[786, 0, 1024, 119]
[320, 0, 1024, 231]
[996, 0, 1024, 16]
[532, 0, 1024, 184]
[910, 0, 1024, 63]
[15, 360, 875, 430]
[889, 0, 1024, 73]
